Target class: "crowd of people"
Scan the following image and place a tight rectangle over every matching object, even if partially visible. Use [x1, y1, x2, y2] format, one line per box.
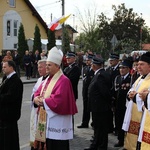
[0, 49, 47, 79]
[0, 47, 150, 150]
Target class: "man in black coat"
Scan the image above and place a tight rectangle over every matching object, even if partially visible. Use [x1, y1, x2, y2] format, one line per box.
[114, 59, 132, 147]
[63, 52, 81, 100]
[32, 50, 41, 78]
[84, 57, 111, 150]
[77, 54, 94, 128]
[106, 53, 120, 134]
[0, 60, 23, 150]
[13, 50, 20, 78]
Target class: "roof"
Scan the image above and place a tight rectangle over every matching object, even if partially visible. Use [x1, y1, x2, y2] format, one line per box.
[142, 44, 150, 50]
[24, 0, 48, 32]
[65, 24, 78, 33]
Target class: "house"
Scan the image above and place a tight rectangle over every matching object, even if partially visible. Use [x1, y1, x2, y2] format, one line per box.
[0, 0, 78, 56]
[55, 24, 78, 43]
[27, 24, 78, 52]
[0, 0, 48, 54]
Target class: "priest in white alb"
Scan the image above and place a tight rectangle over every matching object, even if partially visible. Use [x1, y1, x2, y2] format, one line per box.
[33, 47, 78, 150]
[122, 52, 150, 150]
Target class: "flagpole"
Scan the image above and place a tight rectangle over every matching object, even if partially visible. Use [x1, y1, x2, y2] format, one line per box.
[62, 0, 65, 53]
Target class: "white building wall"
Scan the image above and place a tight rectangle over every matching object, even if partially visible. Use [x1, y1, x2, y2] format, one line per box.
[3, 10, 22, 50]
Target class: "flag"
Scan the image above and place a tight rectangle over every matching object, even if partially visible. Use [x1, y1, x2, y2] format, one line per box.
[49, 14, 71, 31]
[59, 14, 71, 24]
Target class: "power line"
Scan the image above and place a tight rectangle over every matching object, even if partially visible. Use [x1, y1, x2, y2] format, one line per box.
[0, 1, 61, 19]
[34, 0, 61, 9]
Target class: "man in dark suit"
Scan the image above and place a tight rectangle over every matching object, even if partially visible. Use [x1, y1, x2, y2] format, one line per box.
[106, 53, 120, 134]
[77, 54, 94, 128]
[114, 59, 132, 147]
[0, 60, 23, 150]
[32, 50, 41, 78]
[84, 57, 111, 150]
[13, 50, 20, 78]
[64, 52, 81, 100]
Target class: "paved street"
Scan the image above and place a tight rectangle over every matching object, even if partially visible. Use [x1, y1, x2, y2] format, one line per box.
[2, 77, 124, 150]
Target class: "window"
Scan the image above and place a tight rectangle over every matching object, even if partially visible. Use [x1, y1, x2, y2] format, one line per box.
[14, 43, 18, 49]
[7, 20, 11, 36]
[14, 20, 18, 36]
[9, 0, 15, 7]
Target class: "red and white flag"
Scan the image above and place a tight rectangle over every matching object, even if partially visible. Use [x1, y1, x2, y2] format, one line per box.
[49, 14, 71, 31]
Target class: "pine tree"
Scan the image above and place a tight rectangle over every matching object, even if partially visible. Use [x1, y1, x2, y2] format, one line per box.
[33, 24, 42, 53]
[17, 23, 28, 66]
[62, 28, 70, 54]
[47, 29, 56, 50]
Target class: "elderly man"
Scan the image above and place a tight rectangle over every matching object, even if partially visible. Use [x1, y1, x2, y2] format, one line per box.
[30, 60, 48, 150]
[113, 59, 132, 147]
[0, 60, 23, 150]
[64, 52, 81, 100]
[33, 47, 77, 150]
[122, 52, 150, 150]
[106, 53, 120, 134]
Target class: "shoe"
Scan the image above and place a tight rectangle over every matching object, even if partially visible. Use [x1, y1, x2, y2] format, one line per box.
[77, 125, 88, 128]
[90, 122, 94, 127]
[114, 130, 118, 136]
[90, 139, 94, 143]
[108, 130, 114, 134]
[114, 142, 124, 147]
[90, 136, 94, 142]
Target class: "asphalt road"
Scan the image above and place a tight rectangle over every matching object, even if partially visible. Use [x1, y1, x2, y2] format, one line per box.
[18, 80, 122, 150]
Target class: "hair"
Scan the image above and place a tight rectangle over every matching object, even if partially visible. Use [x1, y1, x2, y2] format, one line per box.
[5, 60, 16, 70]
[38, 59, 46, 65]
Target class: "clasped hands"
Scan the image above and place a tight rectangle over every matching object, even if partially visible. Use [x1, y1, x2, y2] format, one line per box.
[34, 96, 44, 106]
[128, 89, 149, 101]
[139, 89, 149, 101]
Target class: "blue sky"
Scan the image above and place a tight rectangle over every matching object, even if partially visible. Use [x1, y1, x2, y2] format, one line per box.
[30, 0, 150, 30]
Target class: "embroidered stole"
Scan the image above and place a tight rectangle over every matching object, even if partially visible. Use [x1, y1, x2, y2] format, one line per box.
[35, 70, 63, 142]
[140, 109, 150, 149]
[124, 74, 150, 150]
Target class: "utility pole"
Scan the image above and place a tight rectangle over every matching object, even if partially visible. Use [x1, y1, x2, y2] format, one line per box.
[50, 13, 52, 22]
[140, 13, 143, 50]
[62, 0, 65, 53]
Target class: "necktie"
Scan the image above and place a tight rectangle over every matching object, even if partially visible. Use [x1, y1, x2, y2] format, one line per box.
[0, 78, 8, 87]
[121, 76, 124, 82]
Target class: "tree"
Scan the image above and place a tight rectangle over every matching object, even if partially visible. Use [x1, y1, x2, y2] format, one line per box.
[76, 3, 150, 59]
[33, 24, 42, 53]
[47, 29, 56, 50]
[97, 3, 150, 54]
[17, 23, 28, 66]
[62, 27, 70, 54]
[76, 6, 103, 54]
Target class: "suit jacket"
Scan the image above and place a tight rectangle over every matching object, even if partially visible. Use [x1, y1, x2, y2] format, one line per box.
[106, 65, 120, 102]
[88, 68, 111, 112]
[64, 63, 81, 99]
[13, 54, 20, 66]
[33, 54, 41, 64]
[82, 65, 94, 99]
[106, 65, 120, 88]
[114, 73, 131, 110]
[0, 73, 23, 121]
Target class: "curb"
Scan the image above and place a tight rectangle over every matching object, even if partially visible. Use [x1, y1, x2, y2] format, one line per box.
[22, 80, 37, 84]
